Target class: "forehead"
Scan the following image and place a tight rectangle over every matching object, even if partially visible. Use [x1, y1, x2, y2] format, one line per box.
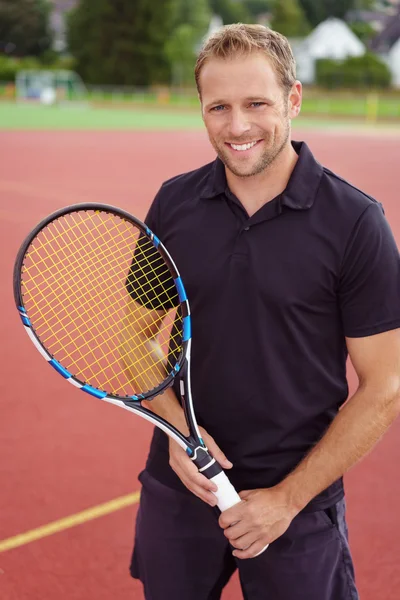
[199, 52, 281, 101]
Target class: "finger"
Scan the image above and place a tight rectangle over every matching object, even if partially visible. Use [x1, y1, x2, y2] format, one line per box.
[176, 468, 218, 496]
[218, 502, 246, 529]
[204, 435, 233, 469]
[229, 531, 257, 551]
[183, 482, 218, 507]
[191, 470, 219, 492]
[232, 539, 268, 560]
[171, 459, 218, 492]
[238, 490, 253, 500]
[223, 521, 249, 542]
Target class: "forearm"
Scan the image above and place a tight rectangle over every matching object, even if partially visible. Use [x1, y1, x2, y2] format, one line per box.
[278, 383, 400, 512]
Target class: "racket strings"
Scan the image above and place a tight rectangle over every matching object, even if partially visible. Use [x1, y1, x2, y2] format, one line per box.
[34, 216, 177, 348]
[25, 214, 181, 394]
[27, 231, 177, 337]
[25, 221, 105, 386]
[52, 216, 182, 383]
[21, 210, 183, 396]
[28, 215, 135, 391]
[50, 214, 181, 390]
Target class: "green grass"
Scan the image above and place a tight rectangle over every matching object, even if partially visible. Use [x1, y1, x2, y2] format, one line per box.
[0, 102, 204, 130]
[1, 101, 400, 132]
[80, 88, 400, 119]
[2, 82, 400, 122]
[302, 93, 400, 119]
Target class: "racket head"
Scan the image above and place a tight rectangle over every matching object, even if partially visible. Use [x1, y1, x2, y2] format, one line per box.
[13, 203, 191, 402]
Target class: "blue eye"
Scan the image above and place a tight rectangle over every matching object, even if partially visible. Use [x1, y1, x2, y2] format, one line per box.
[250, 102, 265, 108]
[211, 105, 225, 112]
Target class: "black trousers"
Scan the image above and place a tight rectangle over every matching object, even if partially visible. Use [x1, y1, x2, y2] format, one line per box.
[130, 470, 359, 600]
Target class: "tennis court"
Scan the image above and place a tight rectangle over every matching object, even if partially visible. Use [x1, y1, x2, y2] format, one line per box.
[1, 104, 400, 599]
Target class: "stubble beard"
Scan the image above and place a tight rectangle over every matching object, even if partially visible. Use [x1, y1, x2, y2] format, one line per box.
[212, 117, 291, 179]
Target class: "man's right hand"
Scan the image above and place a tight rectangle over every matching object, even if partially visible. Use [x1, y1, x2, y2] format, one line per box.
[169, 426, 233, 507]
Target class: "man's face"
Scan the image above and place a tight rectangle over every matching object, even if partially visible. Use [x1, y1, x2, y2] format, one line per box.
[199, 52, 300, 178]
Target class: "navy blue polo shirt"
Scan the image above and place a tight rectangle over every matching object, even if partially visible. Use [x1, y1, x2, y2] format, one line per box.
[142, 141, 400, 511]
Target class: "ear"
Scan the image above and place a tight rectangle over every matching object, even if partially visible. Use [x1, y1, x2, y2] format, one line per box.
[288, 81, 302, 120]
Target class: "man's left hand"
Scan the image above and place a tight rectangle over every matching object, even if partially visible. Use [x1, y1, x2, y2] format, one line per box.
[218, 486, 299, 559]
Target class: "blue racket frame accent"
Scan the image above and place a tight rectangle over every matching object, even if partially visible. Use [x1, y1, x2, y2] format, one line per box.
[81, 384, 107, 399]
[174, 277, 188, 303]
[49, 358, 72, 379]
[183, 316, 191, 342]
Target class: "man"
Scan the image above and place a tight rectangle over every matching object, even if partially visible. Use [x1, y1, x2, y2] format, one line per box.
[129, 24, 400, 599]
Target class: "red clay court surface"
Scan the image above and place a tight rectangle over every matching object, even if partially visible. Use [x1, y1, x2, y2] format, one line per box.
[1, 128, 400, 599]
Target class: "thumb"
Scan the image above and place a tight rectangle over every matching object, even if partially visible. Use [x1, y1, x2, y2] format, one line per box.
[205, 436, 233, 469]
[239, 490, 252, 500]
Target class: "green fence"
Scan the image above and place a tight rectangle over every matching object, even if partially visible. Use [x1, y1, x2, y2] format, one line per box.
[1, 82, 399, 122]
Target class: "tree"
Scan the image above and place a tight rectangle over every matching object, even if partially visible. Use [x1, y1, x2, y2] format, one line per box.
[209, 0, 251, 24]
[165, 24, 198, 86]
[67, 0, 175, 86]
[298, 0, 375, 28]
[245, 0, 272, 20]
[270, 0, 311, 37]
[316, 53, 391, 89]
[170, 0, 211, 32]
[0, 0, 52, 57]
[349, 21, 376, 45]
[166, 0, 211, 86]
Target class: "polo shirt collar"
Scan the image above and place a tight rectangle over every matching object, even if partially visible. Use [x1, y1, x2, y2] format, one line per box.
[200, 141, 323, 211]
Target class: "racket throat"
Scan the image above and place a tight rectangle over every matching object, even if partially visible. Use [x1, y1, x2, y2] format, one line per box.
[190, 445, 223, 478]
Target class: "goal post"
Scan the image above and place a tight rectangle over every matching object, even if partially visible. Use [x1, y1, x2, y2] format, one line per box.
[15, 70, 87, 105]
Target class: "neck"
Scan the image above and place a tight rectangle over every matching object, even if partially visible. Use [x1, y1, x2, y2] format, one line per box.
[225, 140, 299, 217]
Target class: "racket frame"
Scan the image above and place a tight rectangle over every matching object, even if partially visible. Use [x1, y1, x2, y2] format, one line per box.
[13, 204, 213, 461]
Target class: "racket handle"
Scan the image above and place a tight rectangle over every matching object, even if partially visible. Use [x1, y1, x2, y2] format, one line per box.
[210, 471, 269, 557]
[192, 448, 269, 556]
[210, 471, 241, 511]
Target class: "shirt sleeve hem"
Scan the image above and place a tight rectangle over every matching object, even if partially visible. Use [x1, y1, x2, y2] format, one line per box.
[344, 318, 400, 338]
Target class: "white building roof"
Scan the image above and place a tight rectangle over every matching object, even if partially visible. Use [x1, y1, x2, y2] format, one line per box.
[303, 17, 366, 60]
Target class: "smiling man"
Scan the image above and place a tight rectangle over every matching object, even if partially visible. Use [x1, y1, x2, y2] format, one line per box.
[130, 24, 400, 600]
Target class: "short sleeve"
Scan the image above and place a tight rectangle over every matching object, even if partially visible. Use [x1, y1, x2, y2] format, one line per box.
[125, 190, 178, 311]
[339, 201, 400, 338]
[143, 189, 162, 235]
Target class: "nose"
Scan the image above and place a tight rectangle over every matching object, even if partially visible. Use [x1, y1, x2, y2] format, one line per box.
[228, 108, 251, 139]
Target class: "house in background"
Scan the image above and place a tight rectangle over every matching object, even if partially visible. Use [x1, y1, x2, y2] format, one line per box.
[371, 5, 400, 52]
[290, 18, 366, 85]
[370, 6, 400, 87]
[389, 38, 400, 86]
[346, 0, 400, 34]
[345, 9, 389, 34]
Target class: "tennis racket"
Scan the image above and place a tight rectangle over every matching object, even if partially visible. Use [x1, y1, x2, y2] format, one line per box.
[13, 203, 241, 512]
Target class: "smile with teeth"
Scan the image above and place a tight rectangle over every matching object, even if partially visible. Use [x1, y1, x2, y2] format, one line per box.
[229, 140, 259, 151]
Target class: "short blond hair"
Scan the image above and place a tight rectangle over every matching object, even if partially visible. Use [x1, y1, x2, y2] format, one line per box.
[195, 23, 296, 95]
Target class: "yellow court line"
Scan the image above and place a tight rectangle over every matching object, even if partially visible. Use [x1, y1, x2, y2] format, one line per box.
[0, 491, 140, 553]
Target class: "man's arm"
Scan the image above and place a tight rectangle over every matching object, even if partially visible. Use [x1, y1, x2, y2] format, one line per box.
[220, 328, 400, 559]
[278, 328, 400, 510]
